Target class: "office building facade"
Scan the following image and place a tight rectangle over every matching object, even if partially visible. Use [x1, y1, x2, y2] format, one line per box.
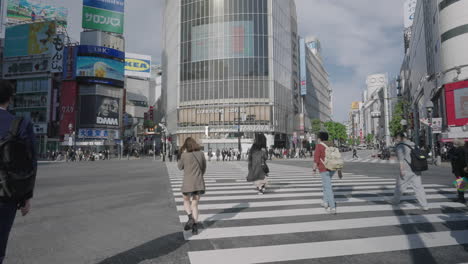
[163, 0, 298, 150]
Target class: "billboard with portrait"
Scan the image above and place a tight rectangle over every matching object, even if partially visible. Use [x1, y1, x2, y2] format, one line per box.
[76, 57, 124, 87]
[446, 80, 468, 126]
[80, 95, 120, 128]
[82, 0, 124, 34]
[7, 0, 68, 29]
[125, 53, 151, 78]
[4, 21, 56, 57]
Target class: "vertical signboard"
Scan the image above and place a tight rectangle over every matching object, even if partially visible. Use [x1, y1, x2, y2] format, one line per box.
[50, 34, 65, 73]
[82, 0, 125, 34]
[63, 46, 78, 80]
[59, 81, 78, 136]
[445, 80, 468, 126]
[403, 0, 417, 28]
[299, 38, 307, 96]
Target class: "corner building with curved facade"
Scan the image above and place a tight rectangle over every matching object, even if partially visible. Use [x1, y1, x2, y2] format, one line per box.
[163, 0, 299, 149]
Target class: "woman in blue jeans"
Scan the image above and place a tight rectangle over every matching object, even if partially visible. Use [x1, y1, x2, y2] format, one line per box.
[313, 132, 337, 214]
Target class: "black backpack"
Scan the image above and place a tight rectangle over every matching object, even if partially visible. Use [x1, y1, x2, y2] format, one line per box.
[399, 143, 429, 172]
[0, 118, 36, 200]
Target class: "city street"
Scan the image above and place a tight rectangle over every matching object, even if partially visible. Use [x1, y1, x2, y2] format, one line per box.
[3, 159, 468, 264]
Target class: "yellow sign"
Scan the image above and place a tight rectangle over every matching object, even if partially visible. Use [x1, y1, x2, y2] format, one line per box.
[125, 58, 150, 72]
[351, 101, 360, 110]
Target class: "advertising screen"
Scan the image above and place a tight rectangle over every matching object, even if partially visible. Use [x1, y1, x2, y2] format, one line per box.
[80, 95, 120, 128]
[125, 53, 151, 78]
[4, 21, 56, 57]
[191, 21, 254, 62]
[445, 80, 468, 126]
[76, 56, 124, 87]
[82, 0, 124, 34]
[7, 0, 68, 29]
[59, 81, 78, 136]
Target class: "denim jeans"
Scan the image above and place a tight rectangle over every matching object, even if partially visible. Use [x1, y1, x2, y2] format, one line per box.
[321, 171, 336, 209]
[0, 201, 17, 264]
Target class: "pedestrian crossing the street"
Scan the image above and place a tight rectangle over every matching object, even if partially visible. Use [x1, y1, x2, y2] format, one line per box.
[166, 162, 468, 264]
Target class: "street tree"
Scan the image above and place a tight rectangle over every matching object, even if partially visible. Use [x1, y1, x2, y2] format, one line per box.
[311, 119, 322, 135]
[389, 100, 410, 137]
[324, 121, 347, 145]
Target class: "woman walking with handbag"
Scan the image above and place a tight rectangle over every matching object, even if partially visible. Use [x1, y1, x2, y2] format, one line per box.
[247, 134, 269, 195]
[177, 137, 206, 235]
[448, 138, 467, 204]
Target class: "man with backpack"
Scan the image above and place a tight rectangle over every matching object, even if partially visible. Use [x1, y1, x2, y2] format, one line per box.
[313, 132, 344, 214]
[0, 80, 37, 264]
[391, 132, 428, 211]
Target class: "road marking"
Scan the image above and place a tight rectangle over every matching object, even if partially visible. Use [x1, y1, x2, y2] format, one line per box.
[188, 230, 468, 264]
[185, 213, 468, 240]
[176, 194, 457, 211]
[172, 188, 455, 202]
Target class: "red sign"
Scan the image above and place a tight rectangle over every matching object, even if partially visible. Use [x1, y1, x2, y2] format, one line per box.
[59, 81, 78, 136]
[445, 80, 468, 127]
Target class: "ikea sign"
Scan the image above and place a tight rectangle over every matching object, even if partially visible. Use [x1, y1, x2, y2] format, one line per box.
[125, 53, 152, 78]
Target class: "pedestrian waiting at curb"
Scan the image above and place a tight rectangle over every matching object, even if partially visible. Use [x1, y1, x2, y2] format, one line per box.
[0, 80, 37, 264]
[391, 132, 429, 211]
[448, 138, 467, 204]
[177, 137, 206, 235]
[313, 132, 344, 214]
[247, 134, 269, 195]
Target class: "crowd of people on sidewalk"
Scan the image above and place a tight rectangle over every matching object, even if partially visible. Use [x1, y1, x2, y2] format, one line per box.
[46, 149, 113, 162]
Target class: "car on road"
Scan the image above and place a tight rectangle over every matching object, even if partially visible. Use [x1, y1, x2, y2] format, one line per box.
[357, 144, 367, 150]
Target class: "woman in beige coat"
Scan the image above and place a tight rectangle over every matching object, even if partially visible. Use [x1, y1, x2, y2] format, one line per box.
[177, 137, 206, 235]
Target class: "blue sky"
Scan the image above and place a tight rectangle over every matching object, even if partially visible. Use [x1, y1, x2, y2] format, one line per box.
[56, 0, 406, 122]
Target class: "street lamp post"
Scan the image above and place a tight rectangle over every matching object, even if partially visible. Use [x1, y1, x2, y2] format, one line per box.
[426, 101, 435, 165]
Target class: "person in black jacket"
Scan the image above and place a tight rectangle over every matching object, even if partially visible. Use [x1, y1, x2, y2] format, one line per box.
[0, 81, 37, 264]
[448, 138, 467, 204]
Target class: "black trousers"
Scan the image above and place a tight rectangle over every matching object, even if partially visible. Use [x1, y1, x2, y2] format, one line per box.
[0, 201, 17, 264]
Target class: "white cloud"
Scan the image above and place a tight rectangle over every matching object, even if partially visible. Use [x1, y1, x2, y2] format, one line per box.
[296, 0, 406, 121]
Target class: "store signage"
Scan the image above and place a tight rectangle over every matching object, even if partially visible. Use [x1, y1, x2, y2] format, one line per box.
[196, 108, 247, 114]
[63, 46, 78, 80]
[33, 123, 48, 135]
[78, 129, 120, 139]
[2, 57, 50, 78]
[51, 34, 65, 73]
[125, 53, 152, 78]
[78, 45, 125, 59]
[82, 0, 125, 34]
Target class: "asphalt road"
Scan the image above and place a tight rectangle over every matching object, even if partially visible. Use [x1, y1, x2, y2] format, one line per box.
[3, 159, 467, 264]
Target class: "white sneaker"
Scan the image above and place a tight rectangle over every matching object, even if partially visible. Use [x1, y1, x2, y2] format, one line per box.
[321, 202, 329, 209]
[421, 206, 429, 211]
[327, 208, 337, 214]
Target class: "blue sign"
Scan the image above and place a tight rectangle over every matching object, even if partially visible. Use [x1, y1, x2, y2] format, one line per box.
[78, 129, 119, 139]
[299, 38, 307, 96]
[78, 45, 125, 60]
[83, 0, 125, 13]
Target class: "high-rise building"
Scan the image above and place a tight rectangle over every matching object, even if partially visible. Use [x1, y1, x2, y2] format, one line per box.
[163, 0, 299, 150]
[299, 36, 333, 134]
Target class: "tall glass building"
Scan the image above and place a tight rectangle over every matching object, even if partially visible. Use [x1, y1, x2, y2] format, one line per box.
[163, 0, 299, 150]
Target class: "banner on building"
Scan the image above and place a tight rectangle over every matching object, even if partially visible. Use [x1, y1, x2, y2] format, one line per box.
[446, 80, 468, 126]
[2, 57, 50, 78]
[78, 45, 125, 59]
[403, 0, 417, 28]
[59, 81, 78, 136]
[125, 53, 152, 78]
[63, 46, 78, 80]
[4, 21, 56, 57]
[7, 0, 68, 29]
[82, 0, 124, 34]
[50, 34, 64, 73]
[351, 101, 360, 110]
[78, 129, 120, 139]
[299, 38, 307, 96]
[80, 95, 120, 128]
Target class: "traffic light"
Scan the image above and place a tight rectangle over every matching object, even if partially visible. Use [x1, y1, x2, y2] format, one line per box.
[149, 106, 154, 121]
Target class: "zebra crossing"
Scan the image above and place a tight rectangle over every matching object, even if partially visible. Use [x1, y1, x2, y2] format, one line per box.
[343, 158, 398, 164]
[166, 162, 468, 264]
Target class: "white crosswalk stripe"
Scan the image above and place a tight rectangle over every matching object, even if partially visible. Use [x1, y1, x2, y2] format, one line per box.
[166, 162, 468, 264]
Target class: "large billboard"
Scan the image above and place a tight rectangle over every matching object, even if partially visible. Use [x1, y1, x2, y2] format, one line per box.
[7, 0, 68, 29]
[446, 80, 468, 126]
[191, 21, 255, 62]
[82, 0, 124, 34]
[76, 57, 124, 87]
[125, 53, 151, 78]
[80, 95, 120, 128]
[4, 21, 56, 57]
[76, 45, 125, 87]
[59, 81, 78, 136]
[403, 0, 417, 28]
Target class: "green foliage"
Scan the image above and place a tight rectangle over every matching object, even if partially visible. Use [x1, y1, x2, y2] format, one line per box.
[311, 119, 322, 135]
[347, 137, 359, 146]
[365, 134, 374, 144]
[389, 100, 410, 137]
[324, 121, 348, 144]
